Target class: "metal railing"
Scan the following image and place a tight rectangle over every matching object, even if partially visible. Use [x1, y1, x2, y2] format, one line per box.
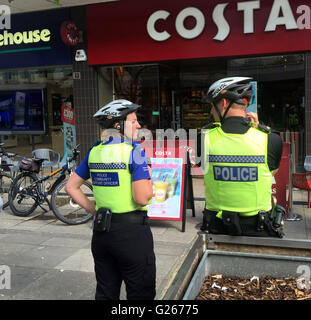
[280, 131, 305, 169]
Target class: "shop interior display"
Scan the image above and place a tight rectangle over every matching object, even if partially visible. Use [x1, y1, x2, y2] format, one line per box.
[182, 89, 213, 130]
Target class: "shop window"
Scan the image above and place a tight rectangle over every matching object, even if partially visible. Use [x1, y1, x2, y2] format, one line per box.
[228, 54, 305, 131]
[0, 66, 73, 130]
[110, 65, 159, 133]
[179, 57, 227, 130]
[52, 94, 62, 126]
[228, 54, 304, 80]
[229, 53, 305, 165]
[0, 66, 73, 157]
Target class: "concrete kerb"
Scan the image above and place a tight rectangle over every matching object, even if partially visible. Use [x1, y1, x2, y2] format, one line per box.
[159, 233, 204, 300]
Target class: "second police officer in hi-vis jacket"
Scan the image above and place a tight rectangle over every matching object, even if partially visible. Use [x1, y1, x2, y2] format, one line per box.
[201, 77, 284, 237]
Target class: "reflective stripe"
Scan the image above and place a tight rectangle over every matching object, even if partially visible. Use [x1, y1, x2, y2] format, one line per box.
[207, 155, 265, 163]
[89, 163, 126, 170]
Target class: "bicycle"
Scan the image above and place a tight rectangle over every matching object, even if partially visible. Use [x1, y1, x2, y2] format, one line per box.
[0, 143, 21, 209]
[9, 145, 94, 225]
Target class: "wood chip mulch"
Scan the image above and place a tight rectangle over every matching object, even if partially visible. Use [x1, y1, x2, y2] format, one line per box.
[196, 274, 311, 300]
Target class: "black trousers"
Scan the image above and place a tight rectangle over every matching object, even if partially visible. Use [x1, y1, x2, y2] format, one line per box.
[91, 222, 156, 300]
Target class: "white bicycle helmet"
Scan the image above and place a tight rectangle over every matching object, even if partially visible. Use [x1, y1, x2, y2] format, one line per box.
[205, 77, 253, 123]
[93, 99, 140, 129]
[206, 77, 253, 105]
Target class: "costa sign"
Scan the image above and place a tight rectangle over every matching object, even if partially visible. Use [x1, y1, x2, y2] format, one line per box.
[147, 1, 310, 42]
[87, 0, 311, 65]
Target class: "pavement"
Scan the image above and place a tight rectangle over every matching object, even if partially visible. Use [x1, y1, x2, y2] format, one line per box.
[0, 177, 310, 300]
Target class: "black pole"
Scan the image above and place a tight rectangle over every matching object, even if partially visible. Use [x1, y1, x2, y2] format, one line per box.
[157, 65, 161, 129]
[182, 152, 189, 232]
[31, 135, 35, 151]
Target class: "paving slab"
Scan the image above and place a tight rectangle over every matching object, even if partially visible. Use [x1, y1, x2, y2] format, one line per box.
[0, 233, 53, 246]
[38, 221, 93, 236]
[0, 266, 49, 297]
[8, 219, 56, 231]
[54, 248, 94, 273]
[2, 245, 79, 269]
[154, 242, 186, 256]
[11, 269, 96, 300]
[0, 220, 23, 229]
[155, 254, 181, 299]
[0, 242, 35, 257]
[41, 237, 90, 248]
[0, 234, 9, 241]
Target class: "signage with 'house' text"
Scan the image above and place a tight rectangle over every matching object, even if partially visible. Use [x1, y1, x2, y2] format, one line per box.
[0, 8, 72, 68]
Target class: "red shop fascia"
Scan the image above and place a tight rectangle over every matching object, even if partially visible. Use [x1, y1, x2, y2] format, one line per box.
[86, 0, 311, 65]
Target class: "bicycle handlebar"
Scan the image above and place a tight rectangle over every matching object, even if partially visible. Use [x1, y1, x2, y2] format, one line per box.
[5, 152, 17, 158]
[67, 144, 81, 164]
[0, 144, 18, 158]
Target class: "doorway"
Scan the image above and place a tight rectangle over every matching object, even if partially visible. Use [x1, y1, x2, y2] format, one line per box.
[110, 64, 181, 135]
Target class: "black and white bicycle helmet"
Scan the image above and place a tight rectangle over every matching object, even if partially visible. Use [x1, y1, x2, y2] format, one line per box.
[93, 99, 140, 129]
[206, 77, 253, 105]
[204, 77, 253, 123]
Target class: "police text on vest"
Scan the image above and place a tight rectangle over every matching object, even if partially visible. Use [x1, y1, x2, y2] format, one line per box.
[213, 166, 258, 181]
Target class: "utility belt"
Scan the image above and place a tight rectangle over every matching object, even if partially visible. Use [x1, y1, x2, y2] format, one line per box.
[93, 208, 149, 232]
[202, 204, 285, 238]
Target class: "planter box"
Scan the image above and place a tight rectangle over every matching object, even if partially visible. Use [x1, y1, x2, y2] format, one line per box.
[183, 250, 311, 300]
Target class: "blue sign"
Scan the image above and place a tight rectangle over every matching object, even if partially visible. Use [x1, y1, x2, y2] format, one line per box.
[62, 122, 76, 164]
[91, 172, 120, 187]
[0, 9, 72, 68]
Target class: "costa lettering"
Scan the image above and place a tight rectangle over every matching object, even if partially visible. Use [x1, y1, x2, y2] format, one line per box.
[0, 29, 51, 46]
[147, 0, 310, 42]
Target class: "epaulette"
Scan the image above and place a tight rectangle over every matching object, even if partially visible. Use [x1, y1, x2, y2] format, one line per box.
[202, 122, 221, 130]
[129, 140, 142, 150]
[270, 129, 280, 135]
[92, 140, 102, 147]
[132, 140, 141, 147]
[256, 123, 271, 134]
[244, 118, 271, 134]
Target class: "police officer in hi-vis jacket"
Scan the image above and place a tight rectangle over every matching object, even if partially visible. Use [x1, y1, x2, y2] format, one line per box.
[65, 99, 155, 300]
[201, 77, 284, 237]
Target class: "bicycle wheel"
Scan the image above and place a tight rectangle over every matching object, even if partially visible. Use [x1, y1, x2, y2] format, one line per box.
[51, 179, 93, 225]
[9, 172, 39, 217]
[0, 173, 13, 209]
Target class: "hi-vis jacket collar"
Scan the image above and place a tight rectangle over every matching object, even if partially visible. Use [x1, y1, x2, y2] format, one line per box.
[92, 137, 141, 148]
